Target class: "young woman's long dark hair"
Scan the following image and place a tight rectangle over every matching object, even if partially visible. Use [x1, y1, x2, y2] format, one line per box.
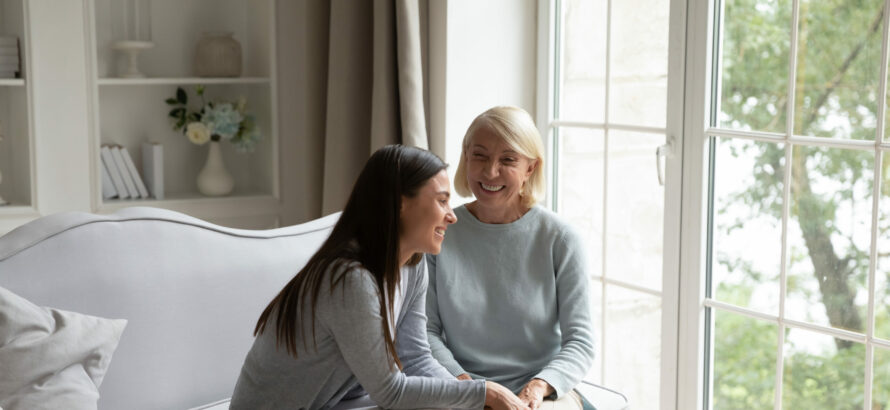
[254, 144, 447, 370]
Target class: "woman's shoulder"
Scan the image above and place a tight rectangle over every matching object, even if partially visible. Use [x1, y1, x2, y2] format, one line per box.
[530, 206, 584, 246]
[323, 261, 380, 301]
[530, 205, 575, 230]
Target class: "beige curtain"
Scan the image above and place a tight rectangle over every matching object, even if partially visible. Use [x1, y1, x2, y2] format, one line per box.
[320, 0, 432, 214]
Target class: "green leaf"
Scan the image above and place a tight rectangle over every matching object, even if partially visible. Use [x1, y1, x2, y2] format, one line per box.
[168, 107, 185, 118]
[165, 98, 179, 105]
[176, 87, 187, 104]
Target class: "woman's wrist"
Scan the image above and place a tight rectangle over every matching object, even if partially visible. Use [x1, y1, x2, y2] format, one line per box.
[529, 378, 555, 396]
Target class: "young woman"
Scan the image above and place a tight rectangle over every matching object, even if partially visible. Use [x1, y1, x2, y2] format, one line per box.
[230, 145, 527, 410]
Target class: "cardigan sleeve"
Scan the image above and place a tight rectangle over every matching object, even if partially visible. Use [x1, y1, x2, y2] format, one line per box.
[320, 268, 485, 409]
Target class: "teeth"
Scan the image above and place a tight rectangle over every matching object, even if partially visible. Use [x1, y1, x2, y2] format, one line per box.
[481, 183, 504, 192]
[434, 228, 445, 236]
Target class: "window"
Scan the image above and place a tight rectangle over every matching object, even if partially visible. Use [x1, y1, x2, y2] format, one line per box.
[539, 0, 681, 407]
[704, 0, 890, 408]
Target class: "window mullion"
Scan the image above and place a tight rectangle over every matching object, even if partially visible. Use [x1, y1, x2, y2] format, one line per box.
[774, 0, 802, 407]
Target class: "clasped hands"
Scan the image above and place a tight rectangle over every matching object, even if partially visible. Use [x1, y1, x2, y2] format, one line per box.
[461, 373, 553, 410]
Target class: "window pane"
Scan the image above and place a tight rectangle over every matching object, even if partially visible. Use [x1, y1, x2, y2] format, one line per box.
[557, 127, 604, 273]
[711, 138, 783, 313]
[718, 0, 790, 133]
[712, 309, 778, 409]
[605, 286, 660, 406]
[609, 0, 668, 128]
[605, 131, 664, 290]
[786, 146, 873, 333]
[876, 151, 890, 340]
[558, 0, 607, 123]
[792, 0, 882, 140]
[782, 328, 864, 409]
[875, 346, 890, 408]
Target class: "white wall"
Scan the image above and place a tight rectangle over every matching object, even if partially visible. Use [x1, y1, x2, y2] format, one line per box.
[429, 0, 538, 206]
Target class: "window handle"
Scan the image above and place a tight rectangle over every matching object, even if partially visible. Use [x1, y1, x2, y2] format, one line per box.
[656, 137, 675, 186]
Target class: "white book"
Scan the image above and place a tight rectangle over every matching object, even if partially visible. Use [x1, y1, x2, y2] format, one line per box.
[0, 71, 15, 79]
[142, 142, 164, 200]
[100, 157, 118, 199]
[0, 48, 18, 56]
[111, 146, 140, 198]
[0, 56, 19, 63]
[100, 146, 129, 199]
[0, 63, 19, 71]
[0, 37, 17, 47]
[120, 146, 149, 198]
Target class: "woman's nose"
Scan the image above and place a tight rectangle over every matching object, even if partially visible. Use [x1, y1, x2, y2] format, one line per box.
[445, 209, 457, 224]
[483, 160, 498, 178]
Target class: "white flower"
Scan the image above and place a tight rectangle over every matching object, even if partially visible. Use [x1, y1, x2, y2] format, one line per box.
[186, 122, 211, 145]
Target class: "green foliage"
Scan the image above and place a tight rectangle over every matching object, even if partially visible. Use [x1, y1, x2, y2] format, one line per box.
[713, 303, 776, 410]
[714, 0, 890, 407]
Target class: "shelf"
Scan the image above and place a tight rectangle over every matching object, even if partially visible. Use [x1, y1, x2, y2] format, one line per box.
[0, 79, 25, 86]
[100, 193, 279, 217]
[97, 77, 270, 86]
[0, 204, 37, 217]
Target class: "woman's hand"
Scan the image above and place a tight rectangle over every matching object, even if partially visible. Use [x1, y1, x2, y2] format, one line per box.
[484, 381, 530, 410]
[517, 379, 554, 410]
[457, 373, 472, 380]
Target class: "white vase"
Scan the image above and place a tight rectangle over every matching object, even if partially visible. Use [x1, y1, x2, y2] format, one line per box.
[197, 141, 234, 196]
[193, 31, 242, 77]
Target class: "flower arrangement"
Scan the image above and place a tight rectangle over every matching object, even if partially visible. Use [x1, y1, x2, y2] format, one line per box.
[165, 85, 261, 152]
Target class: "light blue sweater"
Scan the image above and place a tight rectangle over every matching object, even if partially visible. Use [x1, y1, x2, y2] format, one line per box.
[426, 205, 595, 398]
[231, 259, 486, 410]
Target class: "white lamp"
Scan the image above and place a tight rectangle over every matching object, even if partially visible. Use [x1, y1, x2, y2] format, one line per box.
[112, 0, 153, 78]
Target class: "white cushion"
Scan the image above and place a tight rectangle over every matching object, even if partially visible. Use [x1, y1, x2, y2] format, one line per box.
[0, 286, 126, 410]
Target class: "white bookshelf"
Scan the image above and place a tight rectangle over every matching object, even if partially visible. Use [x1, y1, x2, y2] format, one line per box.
[0, 0, 33, 211]
[87, 0, 279, 224]
[0, 79, 24, 86]
[97, 77, 270, 86]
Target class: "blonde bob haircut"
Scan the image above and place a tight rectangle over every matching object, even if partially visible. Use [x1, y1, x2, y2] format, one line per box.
[454, 106, 546, 208]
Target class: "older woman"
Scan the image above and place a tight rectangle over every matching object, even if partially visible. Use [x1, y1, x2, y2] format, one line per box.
[426, 106, 595, 410]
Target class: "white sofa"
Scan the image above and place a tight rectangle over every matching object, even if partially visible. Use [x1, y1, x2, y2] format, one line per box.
[0, 207, 627, 410]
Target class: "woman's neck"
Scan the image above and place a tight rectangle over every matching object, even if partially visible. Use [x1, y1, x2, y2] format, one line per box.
[466, 201, 531, 224]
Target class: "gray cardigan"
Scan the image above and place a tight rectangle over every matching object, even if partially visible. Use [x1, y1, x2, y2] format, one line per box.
[231, 259, 486, 409]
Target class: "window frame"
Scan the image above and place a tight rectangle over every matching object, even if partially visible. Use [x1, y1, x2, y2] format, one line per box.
[536, 0, 688, 408]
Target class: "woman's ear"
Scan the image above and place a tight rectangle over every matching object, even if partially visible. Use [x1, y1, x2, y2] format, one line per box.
[526, 158, 539, 177]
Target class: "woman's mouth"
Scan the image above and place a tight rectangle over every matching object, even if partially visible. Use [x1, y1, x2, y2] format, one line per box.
[480, 182, 505, 192]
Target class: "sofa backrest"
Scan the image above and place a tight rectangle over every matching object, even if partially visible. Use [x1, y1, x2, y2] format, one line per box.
[0, 207, 339, 409]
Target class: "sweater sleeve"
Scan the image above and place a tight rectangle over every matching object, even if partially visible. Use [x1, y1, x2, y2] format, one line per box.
[321, 268, 485, 409]
[425, 254, 469, 377]
[532, 227, 597, 398]
[396, 259, 458, 380]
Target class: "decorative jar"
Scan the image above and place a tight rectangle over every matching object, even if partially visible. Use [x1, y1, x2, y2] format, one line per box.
[193, 32, 242, 77]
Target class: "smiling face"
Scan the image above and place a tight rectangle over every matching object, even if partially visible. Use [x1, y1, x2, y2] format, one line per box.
[465, 127, 538, 216]
[399, 170, 457, 259]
